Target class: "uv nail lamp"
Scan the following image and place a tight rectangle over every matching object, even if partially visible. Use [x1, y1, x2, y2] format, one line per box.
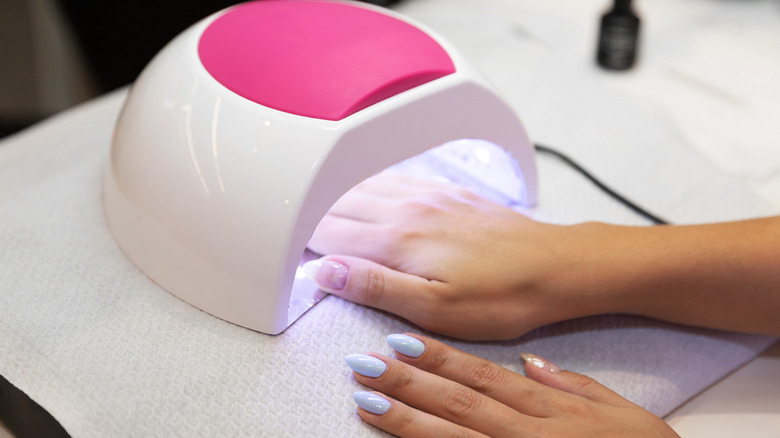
[104, 0, 537, 335]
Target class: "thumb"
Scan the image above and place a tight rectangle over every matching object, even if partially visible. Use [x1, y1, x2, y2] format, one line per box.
[520, 353, 634, 407]
[302, 255, 440, 319]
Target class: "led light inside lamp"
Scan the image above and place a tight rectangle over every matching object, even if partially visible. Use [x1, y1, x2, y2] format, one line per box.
[391, 139, 525, 207]
[103, 0, 537, 335]
[290, 138, 526, 324]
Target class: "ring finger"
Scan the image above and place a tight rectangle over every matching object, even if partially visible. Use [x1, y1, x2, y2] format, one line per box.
[387, 334, 567, 418]
[352, 391, 489, 438]
[346, 353, 536, 437]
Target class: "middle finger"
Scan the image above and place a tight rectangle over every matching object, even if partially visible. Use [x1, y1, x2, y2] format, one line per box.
[388, 334, 570, 418]
[346, 353, 535, 437]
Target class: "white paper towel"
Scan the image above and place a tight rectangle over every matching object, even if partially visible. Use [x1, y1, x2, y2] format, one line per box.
[0, 85, 776, 437]
[2, 0, 780, 435]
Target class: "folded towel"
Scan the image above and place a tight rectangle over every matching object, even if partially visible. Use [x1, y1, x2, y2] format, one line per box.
[0, 84, 774, 437]
[2, 1, 778, 434]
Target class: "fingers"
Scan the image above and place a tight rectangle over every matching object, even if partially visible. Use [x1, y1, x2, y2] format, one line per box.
[386, 335, 561, 418]
[307, 216, 393, 262]
[346, 353, 533, 437]
[353, 391, 489, 438]
[317, 169, 481, 227]
[325, 189, 394, 222]
[315, 171, 420, 227]
[345, 336, 677, 438]
[302, 255, 444, 323]
[520, 353, 635, 407]
[354, 170, 458, 198]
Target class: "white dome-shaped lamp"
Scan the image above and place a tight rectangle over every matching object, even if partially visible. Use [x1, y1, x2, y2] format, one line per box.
[104, 0, 537, 335]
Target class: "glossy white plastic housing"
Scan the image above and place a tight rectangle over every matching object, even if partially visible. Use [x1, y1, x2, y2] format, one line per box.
[103, 2, 537, 335]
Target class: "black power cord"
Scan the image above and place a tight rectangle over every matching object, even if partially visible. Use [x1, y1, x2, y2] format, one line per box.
[533, 143, 669, 225]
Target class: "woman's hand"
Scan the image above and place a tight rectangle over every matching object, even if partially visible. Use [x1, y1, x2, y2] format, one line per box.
[307, 170, 780, 338]
[306, 171, 612, 340]
[345, 333, 680, 438]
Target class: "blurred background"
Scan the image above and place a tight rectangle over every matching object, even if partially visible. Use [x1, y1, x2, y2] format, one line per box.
[0, 0, 401, 139]
[2, 1, 780, 437]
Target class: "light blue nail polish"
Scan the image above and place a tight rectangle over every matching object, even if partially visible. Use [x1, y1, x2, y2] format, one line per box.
[353, 391, 391, 415]
[345, 354, 387, 378]
[386, 334, 425, 358]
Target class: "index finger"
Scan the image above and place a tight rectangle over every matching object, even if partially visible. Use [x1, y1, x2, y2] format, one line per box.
[388, 334, 570, 418]
[348, 353, 534, 437]
[303, 255, 448, 326]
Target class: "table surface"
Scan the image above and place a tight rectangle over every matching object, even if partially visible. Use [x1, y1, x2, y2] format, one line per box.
[503, 1, 780, 433]
[665, 341, 780, 436]
[396, 1, 780, 433]
[2, 0, 780, 436]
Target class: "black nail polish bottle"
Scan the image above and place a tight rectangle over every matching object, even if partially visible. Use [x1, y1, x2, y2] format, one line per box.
[596, 0, 640, 71]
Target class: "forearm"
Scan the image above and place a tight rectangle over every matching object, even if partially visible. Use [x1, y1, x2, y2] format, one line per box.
[307, 169, 780, 340]
[579, 217, 780, 336]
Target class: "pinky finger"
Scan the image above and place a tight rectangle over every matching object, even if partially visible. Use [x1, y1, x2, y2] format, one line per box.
[353, 391, 488, 438]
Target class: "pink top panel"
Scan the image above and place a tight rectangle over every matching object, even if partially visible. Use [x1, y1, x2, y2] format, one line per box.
[198, 0, 455, 121]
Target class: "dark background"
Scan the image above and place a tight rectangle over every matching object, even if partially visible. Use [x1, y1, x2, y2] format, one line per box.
[0, 0, 403, 139]
[57, 0, 402, 92]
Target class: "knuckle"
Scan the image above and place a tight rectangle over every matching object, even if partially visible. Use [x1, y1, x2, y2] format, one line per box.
[403, 198, 437, 215]
[424, 342, 449, 372]
[467, 361, 506, 395]
[379, 223, 420, 255]
[398, 197, 447, 224]
[558, 396, 595, 419]
[451, 186, 477, 200]
[391, 408, 417, 435]
[411, 333, 448, 373]
[392, 365, 415, 392]
[361, 265, 386, 305]
[445, 428, 481, 438]
[569, 374, 604, 398]
[391, 223, 423, 245]
[442, 386, 483, 421]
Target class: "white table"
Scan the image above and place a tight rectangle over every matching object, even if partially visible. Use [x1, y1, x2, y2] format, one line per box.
[665, 341, 780, 436]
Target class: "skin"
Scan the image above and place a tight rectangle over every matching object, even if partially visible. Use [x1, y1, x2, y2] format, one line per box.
[309, 171, 780, 339]
[307, 171, 780, 436]
[349, 334, 680, 438]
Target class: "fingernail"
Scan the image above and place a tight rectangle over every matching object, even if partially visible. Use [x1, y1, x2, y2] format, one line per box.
[519, 352, 562, 373]
[345, 354, 387, 378]
[353, 391, 391, 415]
[302, 259, 349, 291]
[386, 334, 425, 358]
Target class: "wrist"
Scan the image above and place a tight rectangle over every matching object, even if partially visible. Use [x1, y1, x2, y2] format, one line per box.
[525, 221, 631, 322]
[566, 221, 731, 322]
[554, 222, 645, 318]
[531, 217, 780, 335]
